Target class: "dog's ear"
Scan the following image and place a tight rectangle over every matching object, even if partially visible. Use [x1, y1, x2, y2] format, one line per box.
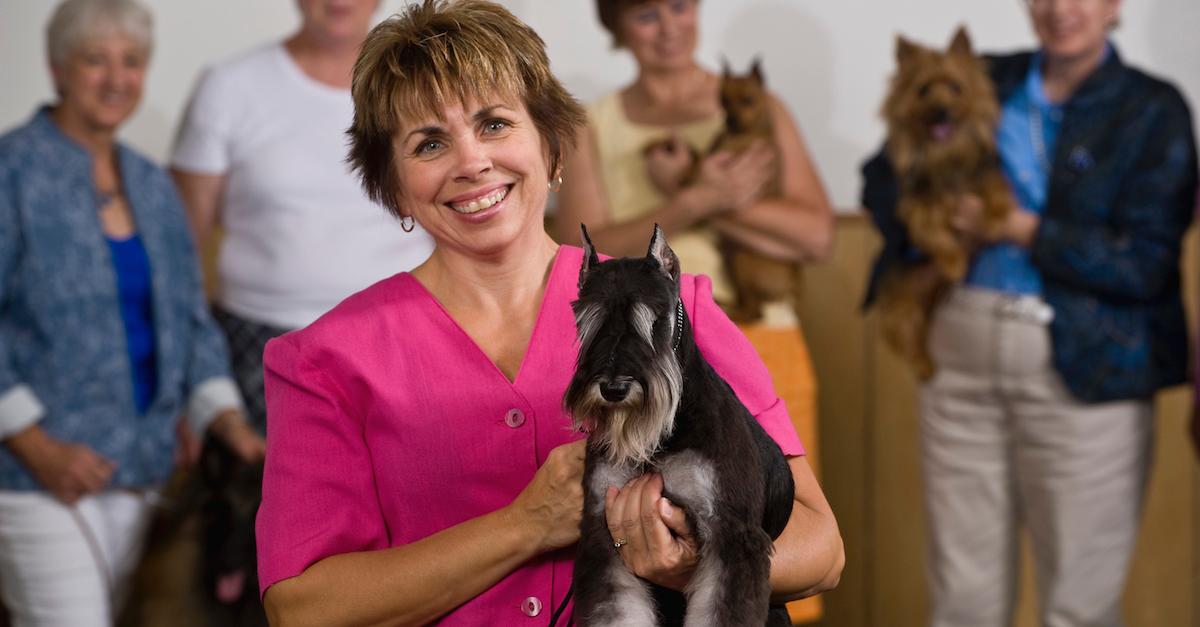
[896, 35, 920, 67]
[949, 25, 973, 57]
[579, 223, 600, 286]
[750, 56, 765, 84]
[646, 224, 680, 284]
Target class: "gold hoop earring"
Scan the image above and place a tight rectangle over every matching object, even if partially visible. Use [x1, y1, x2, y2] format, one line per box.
[400, 215, 415, 233]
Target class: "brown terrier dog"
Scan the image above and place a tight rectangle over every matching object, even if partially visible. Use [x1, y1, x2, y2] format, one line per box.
[876, 26, 1009, 379]
[644, 59, 802, 324]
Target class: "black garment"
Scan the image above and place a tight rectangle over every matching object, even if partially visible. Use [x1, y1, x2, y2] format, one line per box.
[211, 307, 290, 434]
[861, 47, 1198, 403]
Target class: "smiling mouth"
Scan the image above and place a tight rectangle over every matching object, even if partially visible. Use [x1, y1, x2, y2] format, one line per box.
[448, 185, 510, 215]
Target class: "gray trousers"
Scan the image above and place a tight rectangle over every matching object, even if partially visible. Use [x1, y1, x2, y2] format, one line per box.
[921, 287, 1152, 627]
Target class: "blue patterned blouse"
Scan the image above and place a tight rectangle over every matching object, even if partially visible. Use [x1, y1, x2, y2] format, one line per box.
[0, 108, 243, 490]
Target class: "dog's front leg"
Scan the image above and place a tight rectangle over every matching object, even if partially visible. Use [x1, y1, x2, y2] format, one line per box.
[684, 518, 773, 627]
[574, 457, 657, 626]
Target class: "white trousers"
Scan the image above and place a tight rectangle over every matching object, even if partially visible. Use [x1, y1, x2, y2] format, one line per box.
[921, 287, 1152, 627]
[0, 489, 155, 627]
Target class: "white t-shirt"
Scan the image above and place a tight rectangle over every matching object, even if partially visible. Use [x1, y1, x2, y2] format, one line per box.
[172, 43, 434, 329]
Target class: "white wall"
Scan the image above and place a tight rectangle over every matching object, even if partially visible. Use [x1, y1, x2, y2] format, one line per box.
[2, 0, 1197, 210]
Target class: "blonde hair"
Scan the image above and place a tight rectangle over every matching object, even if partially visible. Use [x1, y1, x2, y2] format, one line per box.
[46, 0, 153, 66]
[347, 0, 586, 219]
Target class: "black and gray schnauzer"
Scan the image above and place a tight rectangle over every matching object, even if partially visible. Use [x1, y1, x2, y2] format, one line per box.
[564, 225, 795, 627]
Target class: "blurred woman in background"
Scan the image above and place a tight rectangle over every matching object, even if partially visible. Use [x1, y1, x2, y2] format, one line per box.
[171, 0, 434, 434]
[0, 1, 263, 624]
[862, 0, 1197, 624]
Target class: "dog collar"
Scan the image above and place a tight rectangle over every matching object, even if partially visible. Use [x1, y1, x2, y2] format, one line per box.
[672, 299, 684, 353]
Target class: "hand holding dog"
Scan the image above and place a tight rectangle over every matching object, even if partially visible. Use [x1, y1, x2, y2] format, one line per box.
[606, 472, 699, 591]
[644, 133, 696, 196]
[507, 439, 586, 553]
[692, 141, 775, 216]
[951, 193, 1039, 248]
[5, 426, 115, 504]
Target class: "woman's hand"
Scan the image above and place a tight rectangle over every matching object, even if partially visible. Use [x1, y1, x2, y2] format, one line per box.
[691, 141, 775, 216]
[506, 439, 587, 553]
[208, 410, 266, 464]
[644, 134, 696, 196]
[606, 473, 699, 591]
[951, 193, 1040, 248]
[4, 426, 115, 504]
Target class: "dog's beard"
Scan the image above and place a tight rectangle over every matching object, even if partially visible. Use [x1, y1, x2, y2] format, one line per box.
[569, 352, 682, 467]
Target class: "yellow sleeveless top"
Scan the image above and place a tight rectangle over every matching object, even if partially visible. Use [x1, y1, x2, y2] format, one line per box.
[586, 92, 731, 302]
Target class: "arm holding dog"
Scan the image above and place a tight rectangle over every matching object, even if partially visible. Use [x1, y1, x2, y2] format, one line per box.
[259, 334, 587, 627]
[709, 95, 835, 263]
[608, 456, 842, 600]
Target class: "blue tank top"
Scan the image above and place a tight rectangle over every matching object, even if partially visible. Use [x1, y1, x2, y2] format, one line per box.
[106, 234, 158, 414]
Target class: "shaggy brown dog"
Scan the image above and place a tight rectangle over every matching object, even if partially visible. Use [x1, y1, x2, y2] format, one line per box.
[877, 26, 1009, 379]
[645, 59, 803, 324]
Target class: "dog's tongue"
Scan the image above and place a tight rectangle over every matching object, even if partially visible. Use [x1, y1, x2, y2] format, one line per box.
[216, 570, 247, 604]
[931, 122, 955, 141]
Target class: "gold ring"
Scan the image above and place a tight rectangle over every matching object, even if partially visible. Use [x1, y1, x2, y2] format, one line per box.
[613, 538, 628, 550]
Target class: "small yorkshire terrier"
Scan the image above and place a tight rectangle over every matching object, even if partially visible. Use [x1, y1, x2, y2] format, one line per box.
[565, 225, 794, 626]
[877, 26, 1009, 379]
[644, 59, 803, 325]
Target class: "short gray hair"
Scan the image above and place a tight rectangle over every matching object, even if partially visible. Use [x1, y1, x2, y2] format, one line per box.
[46, 0, 154, 66]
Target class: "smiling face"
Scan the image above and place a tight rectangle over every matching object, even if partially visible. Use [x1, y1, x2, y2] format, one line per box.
[51, 32, 147, 134]
[393, 96, 552, 259]
[1027, 0, 1119, 65]
[296, 0, 379, 45]
[616, 0, 699, 73]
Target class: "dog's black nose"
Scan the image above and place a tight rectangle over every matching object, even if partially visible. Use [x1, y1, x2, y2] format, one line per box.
[599, 378, 632, 402]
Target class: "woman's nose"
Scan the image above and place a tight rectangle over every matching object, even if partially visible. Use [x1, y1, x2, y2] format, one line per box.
[453, 137, 492, 180]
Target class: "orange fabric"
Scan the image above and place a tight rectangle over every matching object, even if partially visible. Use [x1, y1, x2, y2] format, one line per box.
[737, 324, 822, 624]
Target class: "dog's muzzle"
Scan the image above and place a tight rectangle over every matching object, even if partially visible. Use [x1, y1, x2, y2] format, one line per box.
[599, 377, 634, 403]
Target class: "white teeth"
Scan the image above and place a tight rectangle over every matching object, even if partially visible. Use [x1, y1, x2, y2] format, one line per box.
[450, 186, 508, 214]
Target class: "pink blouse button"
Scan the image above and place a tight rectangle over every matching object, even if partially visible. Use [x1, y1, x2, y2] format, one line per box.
[521, 596, 542, 617]
[505, 408, 526, 428]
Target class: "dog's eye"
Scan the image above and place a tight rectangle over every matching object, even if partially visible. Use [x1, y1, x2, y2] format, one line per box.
[918, 83, 932, 98]
[947, 82, 962, 95]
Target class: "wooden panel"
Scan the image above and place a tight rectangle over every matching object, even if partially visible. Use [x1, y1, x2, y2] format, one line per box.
[799, 218, 875, 627]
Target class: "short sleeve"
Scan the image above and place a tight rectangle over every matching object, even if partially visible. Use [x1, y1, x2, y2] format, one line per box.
[171, 68, 233, 174]
[255, 334, 389, 597]
[684, 274, 806, 456]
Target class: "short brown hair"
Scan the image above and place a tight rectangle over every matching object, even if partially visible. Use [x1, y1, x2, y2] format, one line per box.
[348, 0, 586, 219]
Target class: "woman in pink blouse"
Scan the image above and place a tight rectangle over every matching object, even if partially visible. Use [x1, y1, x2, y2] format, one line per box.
[255, 1, 843, 624]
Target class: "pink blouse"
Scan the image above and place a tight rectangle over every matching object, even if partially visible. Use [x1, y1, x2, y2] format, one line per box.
[256, 245, 805, 624]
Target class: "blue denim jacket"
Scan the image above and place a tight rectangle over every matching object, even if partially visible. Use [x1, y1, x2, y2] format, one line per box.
[862, 48, 1199, 403]
[0, 108, 242, 490]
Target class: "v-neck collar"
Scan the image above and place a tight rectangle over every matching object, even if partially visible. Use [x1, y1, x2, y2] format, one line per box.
[402, 246, 568, 387]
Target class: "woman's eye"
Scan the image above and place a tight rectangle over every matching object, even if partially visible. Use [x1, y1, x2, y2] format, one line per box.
[669, 0, 690, 13]
[483, 119, 510, 134]
[634, 9, 659, 24]
[415, 139, 444, 155]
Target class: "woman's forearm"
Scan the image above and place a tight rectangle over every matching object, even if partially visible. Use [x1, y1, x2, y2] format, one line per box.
[767, 457, 844, 602]
[265, 506, 546, 627]
[711, 198, 834, 263]
[768, 498, 845, 602]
